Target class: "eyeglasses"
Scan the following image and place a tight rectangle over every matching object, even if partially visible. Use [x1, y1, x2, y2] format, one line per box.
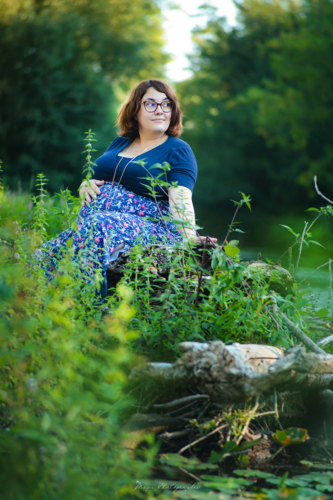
[142, 100, 173, 113]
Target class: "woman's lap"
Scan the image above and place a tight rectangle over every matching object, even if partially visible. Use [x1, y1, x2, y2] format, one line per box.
[40, 182, 182, 297]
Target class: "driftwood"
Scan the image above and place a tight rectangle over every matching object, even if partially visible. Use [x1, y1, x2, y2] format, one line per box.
[130, 341, 333, 402]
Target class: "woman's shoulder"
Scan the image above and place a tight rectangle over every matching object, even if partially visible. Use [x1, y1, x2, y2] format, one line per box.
[166, 136, 193, 152]
[166, 137, 197, 166]
[105, 136, 129, 152]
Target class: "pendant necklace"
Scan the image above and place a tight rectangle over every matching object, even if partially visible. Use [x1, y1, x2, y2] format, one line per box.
[106, 135, 166, 206]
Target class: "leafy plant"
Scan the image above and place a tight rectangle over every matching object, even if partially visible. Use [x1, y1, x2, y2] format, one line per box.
[1, 128, 333, 499]
[269, 428, 310, 463]
[32, 172, 49, 246]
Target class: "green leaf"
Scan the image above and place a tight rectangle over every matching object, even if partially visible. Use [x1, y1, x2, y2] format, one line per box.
[308, 240, 326, 249]
[293, 472, 332, 484]
[224, 244, 240, 257]
[200, 475, 251, 489]
[236, 438, 262, 451]
[207, 438, 262, 463]
[266, 477, 309, 488]
[300, 460, 333, 470]
[294, 298, 308, 310]
[207, 441, 237, 463]
[234, 469, 275, 479]
[159, 453, 218, 471]
[280, 225, 299, 237]
[228, 240, 239, 247]
[272, 427, 310, 446]
[315, 308, 329, 317]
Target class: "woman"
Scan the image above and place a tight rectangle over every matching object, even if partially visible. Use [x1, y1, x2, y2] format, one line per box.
[42, 79, 216, 297]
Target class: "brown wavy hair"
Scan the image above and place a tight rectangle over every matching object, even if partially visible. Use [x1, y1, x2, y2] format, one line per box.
[117, 79, 182, 140]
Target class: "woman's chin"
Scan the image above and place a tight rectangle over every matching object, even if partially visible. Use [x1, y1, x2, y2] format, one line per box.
[150, 124, 168, 135]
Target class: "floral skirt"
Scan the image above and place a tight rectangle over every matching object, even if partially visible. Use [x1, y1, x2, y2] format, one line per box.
[40, 181, 182, 297]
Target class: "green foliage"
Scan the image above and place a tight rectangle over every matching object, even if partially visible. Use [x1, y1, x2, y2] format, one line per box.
[32, 173, 49, 245]
[82, 130, 98, 183]
[207, 438, 262, 464]
[0, 0, 166, 193]
[0, 225, 161, 499]
[1, 130, 333, 497]
[0, 155, 165, 499]
[177, 0, 333, 239]
[273, 427, 310, 447]
[113, 193, 332, 359]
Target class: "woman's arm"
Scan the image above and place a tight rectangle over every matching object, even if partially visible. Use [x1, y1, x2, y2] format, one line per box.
[168, 186, 198, 241]
[168, 186, 218, 245]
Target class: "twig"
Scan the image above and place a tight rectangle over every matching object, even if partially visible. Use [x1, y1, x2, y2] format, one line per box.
[194, 241, 207, 307]
[154, 394, 210, 410]
[280, 310, 326, 354]
[323, 420, 329, 444]
[267, 444, 285, 464]
[222, 204, 241, 248]
[178, 424, 227, 455]
[254, 411, 277, 417]
[329, 260, 333, 328]
[297, 261, 330, 285]
[274, 215, 319, 265]
[236, 399, 259, 445]
[318, 333, 333, 347]
[274, 388, 283, 430]
[309, 326, 333, 333]
[295, 221, 308, 275]
[318, 439, 332, 459]
[158, 429, 191, 441]
[274, 389, 279, 419]
[298, 260, 330, 285]
[314, 176, 333, 205]
[270, 291, 281, 330]
[178, 467, 202, 482]
[169, 401, 205, 415]
[274, 241, 299, 265]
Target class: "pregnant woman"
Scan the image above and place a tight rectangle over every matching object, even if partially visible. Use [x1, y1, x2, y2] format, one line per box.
[41, 79, 216, 297]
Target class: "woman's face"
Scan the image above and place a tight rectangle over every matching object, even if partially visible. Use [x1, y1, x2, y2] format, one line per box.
[136, 87, 172, 137]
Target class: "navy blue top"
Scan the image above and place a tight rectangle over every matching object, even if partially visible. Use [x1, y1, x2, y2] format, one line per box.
[92, 136, 198, 201]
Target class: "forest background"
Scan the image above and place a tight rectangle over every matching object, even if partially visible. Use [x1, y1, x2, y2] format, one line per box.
[2, 1, 333, 497]
[1, 0, 333, 258]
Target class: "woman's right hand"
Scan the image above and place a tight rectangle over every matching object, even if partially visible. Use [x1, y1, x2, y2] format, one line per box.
[79, 179, 105, 207]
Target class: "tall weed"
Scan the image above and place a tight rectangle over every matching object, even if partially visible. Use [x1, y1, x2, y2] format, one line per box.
[0, 131, 332, 498]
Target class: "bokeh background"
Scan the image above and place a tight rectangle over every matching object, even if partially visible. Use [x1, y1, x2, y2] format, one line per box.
[1, 0, 333, 258]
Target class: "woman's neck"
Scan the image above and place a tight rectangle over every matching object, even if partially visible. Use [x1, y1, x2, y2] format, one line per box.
[136, 132, 167, 149]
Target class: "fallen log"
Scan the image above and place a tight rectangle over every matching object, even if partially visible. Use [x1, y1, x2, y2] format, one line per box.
[126, 342, 333, 469]
[107, 244, 295, 296]
[130, 341, 333, 402]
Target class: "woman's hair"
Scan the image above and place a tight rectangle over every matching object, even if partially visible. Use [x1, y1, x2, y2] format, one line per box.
[117, 79, 182, 139]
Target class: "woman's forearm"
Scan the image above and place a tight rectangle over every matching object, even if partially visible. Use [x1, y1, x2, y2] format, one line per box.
[168, 186, 197, 240]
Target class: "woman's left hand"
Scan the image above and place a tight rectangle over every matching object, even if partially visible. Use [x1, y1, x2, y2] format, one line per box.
[190, 236, 218, 246]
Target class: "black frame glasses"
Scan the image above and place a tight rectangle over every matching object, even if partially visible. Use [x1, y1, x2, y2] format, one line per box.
[142, 100, 173, 113]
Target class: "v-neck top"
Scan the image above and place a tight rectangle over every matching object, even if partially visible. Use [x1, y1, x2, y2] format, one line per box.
[92, 136, 198, 201]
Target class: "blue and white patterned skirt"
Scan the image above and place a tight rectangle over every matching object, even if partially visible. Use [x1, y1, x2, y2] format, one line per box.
[40, 181, 182, 297]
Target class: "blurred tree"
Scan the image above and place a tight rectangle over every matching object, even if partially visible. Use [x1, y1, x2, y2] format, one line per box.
[177, 0, 333, 234]
[242, 0, 333, 194]
[0, 0, 166, 192]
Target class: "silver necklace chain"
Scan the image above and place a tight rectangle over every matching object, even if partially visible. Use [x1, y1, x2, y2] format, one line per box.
[105, 136, 169, 206]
